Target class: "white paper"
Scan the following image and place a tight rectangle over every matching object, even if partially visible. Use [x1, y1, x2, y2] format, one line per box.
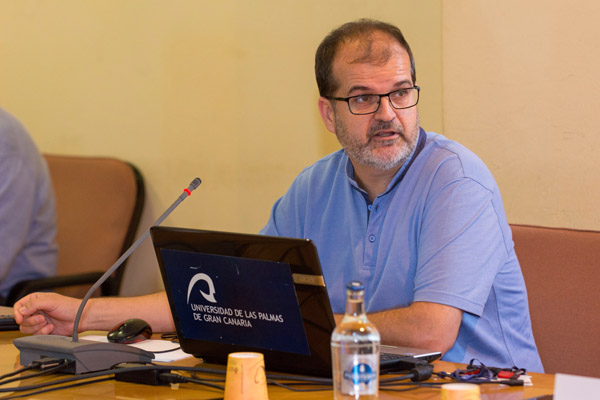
[83, 334, 191, 362]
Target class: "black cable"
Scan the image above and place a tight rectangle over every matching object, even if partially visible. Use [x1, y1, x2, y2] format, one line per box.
[7, 353, 525, 398]
[181, 376, 226, 391]
[0, 370, 108, 393]
[380, 384, 440, 393]
[380, 378, 445, 394]
[0, 359, 73, 384]
[159, 372, 225, 390]
[380, 373, 415, 383]
[0, 362, 71, 386]
[0, 364, 227, 396]
[0, 364, 167, 393]
[187, 365, 333, 391]
[0, 364, 39, 382]
[6, 359, 508, 399]
[152, 346, 181, 354]
[136, 363, 333, 391]
[267, 379, 331, 392]
[0, 377, 113, 400]
[159, 332, 179, 342]
[266, 373, 331, 385]
[185, 363, 332, 386]
[188, 372, 225, 383]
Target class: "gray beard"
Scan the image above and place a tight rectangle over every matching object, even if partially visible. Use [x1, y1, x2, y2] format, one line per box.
[335, 118, 418, 171]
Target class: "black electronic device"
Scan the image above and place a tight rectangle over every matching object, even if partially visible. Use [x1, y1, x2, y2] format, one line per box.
[108, 318, 153, 344]
[0, 306, 18, 331]
[151, 226, 442, 378]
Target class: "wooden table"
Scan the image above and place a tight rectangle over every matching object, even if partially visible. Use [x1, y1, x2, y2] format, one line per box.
[0, 330, 554, 399]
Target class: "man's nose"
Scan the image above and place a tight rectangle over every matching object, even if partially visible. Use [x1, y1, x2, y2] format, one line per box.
[374, 95, 396, 120]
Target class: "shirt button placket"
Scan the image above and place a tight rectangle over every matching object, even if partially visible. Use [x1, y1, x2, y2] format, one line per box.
[364, 198, 382, 268]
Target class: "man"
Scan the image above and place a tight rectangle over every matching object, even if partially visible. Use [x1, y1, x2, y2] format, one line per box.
[0, 108, 57, 304]
[14, 19, 543, 372]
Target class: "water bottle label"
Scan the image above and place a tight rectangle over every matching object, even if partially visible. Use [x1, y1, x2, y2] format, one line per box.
[340, 353, 379, 395]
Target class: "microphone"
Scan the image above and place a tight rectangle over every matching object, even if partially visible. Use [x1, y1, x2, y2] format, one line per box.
[72, 177, 201, 341]
[14, 178, 202, 374]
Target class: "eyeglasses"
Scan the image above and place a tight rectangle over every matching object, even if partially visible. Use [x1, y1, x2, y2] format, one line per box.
[325, 86, 420, 115]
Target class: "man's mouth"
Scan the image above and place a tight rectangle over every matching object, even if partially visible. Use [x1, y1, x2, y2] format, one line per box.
[370, 130, 400, 141]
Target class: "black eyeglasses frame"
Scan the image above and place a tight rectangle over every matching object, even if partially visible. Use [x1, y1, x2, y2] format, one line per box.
[325, 86, 420, 115]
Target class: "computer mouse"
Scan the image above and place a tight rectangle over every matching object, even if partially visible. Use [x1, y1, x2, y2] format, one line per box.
[107, 318, 152, 344]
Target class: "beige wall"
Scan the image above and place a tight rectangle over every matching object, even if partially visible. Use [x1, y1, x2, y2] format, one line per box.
[4, 1, 598, 297]
[443, 1, 600, 230]
[0, 1, 442, 295]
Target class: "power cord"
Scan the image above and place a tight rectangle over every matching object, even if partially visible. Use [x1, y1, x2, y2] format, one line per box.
[0, 363, 70, 386]
[0, 362, 115, 394]
[0, 358, 70, 381]
[0, 358, 74, 387]
[152, 346, 181, 354]
[159, 332, 179, 342]
[0, 377, 113, 400]
[158, 372, 225, 390]
[3, 356, 525, 398]
[0, 364, 39, 382]
[266, 379, 331, 392]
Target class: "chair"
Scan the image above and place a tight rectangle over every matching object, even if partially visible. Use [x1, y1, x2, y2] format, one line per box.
[6, 154, 145, 304]
[510, 224, 600, 378]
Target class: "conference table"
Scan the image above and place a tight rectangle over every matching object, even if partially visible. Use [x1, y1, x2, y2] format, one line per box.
[0, 330, 554, 399]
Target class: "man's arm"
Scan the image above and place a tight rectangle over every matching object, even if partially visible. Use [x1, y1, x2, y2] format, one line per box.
[14, 291, 174, 335]
[335, 301, 462, 354]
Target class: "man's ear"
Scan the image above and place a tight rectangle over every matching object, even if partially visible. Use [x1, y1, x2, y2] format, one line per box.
[318, 97, 337, 134]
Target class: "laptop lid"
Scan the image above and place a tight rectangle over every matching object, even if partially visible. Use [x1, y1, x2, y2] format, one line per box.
[150, 226, 441, 377]
[151, 226, 335, 377]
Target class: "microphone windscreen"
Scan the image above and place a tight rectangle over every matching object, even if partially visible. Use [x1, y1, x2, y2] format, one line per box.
[188, 178, 202, 191]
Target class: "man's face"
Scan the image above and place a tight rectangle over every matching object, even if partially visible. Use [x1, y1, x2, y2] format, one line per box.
[319, 34, 420, 172]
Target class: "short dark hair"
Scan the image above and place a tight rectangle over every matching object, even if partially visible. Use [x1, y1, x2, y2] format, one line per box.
[315, 19, 416, 97]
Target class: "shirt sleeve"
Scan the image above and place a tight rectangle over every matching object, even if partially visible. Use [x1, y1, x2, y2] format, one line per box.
[259, 170, 311, 238]
[259, 197, 283, 236]
[0, 111, 57, 298]
[0, 152, 38, 281]
[412, 175, 509, 317]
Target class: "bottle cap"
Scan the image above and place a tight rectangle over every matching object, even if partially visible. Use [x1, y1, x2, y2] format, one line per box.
[347, 281, 365, 291]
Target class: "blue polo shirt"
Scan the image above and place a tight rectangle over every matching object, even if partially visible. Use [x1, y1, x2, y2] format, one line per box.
[260, 129, 543, 372]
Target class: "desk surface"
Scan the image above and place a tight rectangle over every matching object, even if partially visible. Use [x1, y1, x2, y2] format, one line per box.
[1, 330, 554, 399]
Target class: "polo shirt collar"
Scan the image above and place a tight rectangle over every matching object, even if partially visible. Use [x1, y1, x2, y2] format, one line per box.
[344, 127, 427, 197]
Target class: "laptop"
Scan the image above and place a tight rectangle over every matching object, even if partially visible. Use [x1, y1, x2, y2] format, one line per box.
[150, 226, 441, 377]
[0, 306, 18, 331]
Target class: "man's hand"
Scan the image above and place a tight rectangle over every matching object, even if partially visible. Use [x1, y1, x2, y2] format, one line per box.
[14, 292, 81, 336]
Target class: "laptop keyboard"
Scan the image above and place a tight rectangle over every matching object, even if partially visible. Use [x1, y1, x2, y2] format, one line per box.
[380, 352, 429, 373]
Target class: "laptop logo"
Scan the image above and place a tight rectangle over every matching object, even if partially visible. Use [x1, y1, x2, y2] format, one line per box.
[187, 273, 217, 303]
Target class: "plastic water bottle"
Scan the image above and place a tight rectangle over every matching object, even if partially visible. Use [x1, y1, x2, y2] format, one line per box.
[331, 281, 380, 399]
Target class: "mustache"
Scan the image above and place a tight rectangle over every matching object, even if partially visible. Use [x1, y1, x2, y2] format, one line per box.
[367, 121, 406, 140]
